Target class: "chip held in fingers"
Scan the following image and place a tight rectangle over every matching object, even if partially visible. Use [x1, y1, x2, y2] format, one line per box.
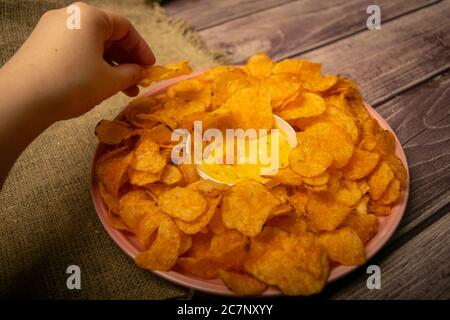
[94, 52, 407, 296]
[139, 60, 192, 87]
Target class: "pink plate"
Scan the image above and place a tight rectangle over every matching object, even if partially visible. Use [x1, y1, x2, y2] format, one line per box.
[90, 71, 410, 297]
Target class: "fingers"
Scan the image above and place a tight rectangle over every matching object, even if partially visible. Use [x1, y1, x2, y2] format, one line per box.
[122, 85, 140, 97]
[110, 63, 144, 93]
[102, 10, 155, 66]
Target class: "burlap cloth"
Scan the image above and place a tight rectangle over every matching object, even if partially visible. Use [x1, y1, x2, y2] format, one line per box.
[0, 0, 225, 299]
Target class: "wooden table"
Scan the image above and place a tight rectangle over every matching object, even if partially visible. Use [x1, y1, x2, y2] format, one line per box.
[163, 0, 450, 299]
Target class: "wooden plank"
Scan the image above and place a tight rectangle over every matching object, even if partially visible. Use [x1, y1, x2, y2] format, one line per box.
[332, 211, 450, 299]
[396, 114, 450, 238]
[377, 72, 450, 145]
[300, 1, 450, 105]
[164, 0, 295, 30]
[199, 0, 439, 63]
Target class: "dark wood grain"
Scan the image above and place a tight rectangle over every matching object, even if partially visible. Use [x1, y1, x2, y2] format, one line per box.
[164, 0, 296, 30]
[332, 211, 449, 299]
[377, 73, 450, 145]
[397, 114, 450, 238]
[199, 0, 439, 63]
[300, 1, 450, 105]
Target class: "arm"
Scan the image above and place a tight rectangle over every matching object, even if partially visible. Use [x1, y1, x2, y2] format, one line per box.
[0, 2, 155, 187]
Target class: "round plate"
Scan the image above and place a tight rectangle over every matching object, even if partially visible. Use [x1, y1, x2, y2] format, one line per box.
[90, 71, 410, 297]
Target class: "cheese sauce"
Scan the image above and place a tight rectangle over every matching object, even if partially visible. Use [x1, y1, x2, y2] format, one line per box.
[198, 130, 292, 185]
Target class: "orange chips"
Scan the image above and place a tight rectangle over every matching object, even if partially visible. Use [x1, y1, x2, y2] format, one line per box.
[139, 60, 192, 87]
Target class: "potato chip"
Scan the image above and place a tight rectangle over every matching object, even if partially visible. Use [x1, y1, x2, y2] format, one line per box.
[178, 230, 249, 278]
[194, 65, 230, 81]
[342, 148, 380, 180]
[257, 74, 300, 109]
[289, 144, 333, 178]
[305, 192, 352, 231]
[175, 196, 221, 235]
[210, 68, 250, 110]
[302, 122, 354, 169]
[354, 194, 370, 214]
[244, 228, 329, 295]
[383, 154, 408, 187]
[179, 234, 193, 256]
[98, 182, 120, 215]
[368, 200, 392, 216]
[197, 179, 230, 197]
[335, 180, 362, 207]
[303, 74, 338, 93]
[119, 190, 157, 230]
[107, 211, 131, 232]
[128, 169, 161, 186]
[303, 171, 330, 186]
[279, 92, 326, 120]
[272, 59, 305, 75]
[178, 163, 200, 184]
[221, 180, 280, 236]
[288, 190, 309, 216]
[143, 182, 172, 201]
[270, 202, 293, 218]
[208, 209, 227, 235]
[368, 161, 395, 200]
[218, 270, 267, 296]
[135, 218, 181, 271]
[131, 138, 167, 174]
[272, 59, 321, 81]
[244, 52, 273, 77]
[158, 186, 207, 222]
[141, 125, 173, 146]
[378, 178, 401, 205]
[167, 79, 206, 99]
[123, 97, 163, 128]
[374, 130, 396, 155]
[327, 170, 342, 194]
[178, 112, 222, 132]
[160, 164, 182, 185]
[304, 184, 328, 193]
[266, 214, 310, 234]
[137, 209, 168, 247]
[323, 106, 359, 142]
[139, 60, 192, 87]
[186, 232, 212, 258]
[96, 149, 133, 197]
[318, 227, 366, 266]
[213, 87, 273, 130]
[270, 185, 289, 203]
[341, 211, 378, 244]
[95, 120, 136, 145]
[137, 113, 178, 131]
[264, 167, 302, 186]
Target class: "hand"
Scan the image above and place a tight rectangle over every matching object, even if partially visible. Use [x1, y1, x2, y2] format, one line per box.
[0, 2, 155, 120]
[0, 2, 155, 187]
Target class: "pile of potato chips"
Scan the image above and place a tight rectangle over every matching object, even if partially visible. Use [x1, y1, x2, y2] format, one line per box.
[94, 52, 407, 296]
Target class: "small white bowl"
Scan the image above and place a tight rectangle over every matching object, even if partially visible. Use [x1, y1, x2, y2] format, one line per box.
[191, 114, 297, 185]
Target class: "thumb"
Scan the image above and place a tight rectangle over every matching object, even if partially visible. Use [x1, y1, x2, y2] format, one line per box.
[110, 63, 144, 92]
